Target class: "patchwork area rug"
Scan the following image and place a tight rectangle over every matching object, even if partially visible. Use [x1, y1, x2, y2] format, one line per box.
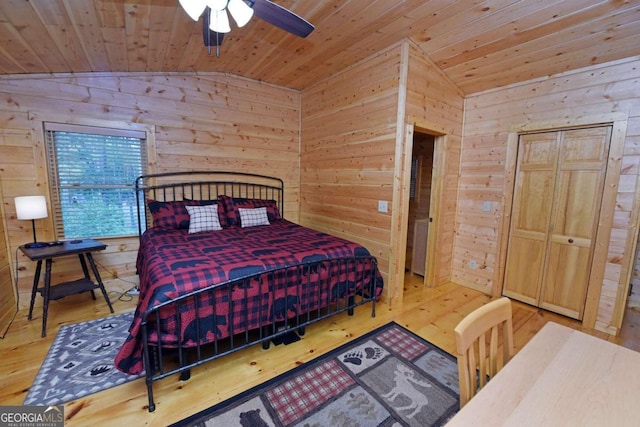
[173, 322, 459, 427]
[24, 311, 143, 406]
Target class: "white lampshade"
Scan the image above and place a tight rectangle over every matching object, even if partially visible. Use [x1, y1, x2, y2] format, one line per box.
[228, 0, 253, 27]
[179, 0, 208, 21]
[179, 0, 253, 31]
[209, 8, 231, 33]
[15, 196, 48, 220]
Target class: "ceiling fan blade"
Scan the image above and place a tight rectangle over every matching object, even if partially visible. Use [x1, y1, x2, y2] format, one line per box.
[179, 0, 207, 21]
[250, 0, 314, 38]
[228, 0, 254, 28]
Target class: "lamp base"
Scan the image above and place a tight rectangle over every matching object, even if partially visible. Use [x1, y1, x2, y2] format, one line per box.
[24, 242, 47, 249]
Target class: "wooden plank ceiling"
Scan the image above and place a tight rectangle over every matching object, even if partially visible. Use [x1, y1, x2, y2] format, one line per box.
[0, 0, 638, 94]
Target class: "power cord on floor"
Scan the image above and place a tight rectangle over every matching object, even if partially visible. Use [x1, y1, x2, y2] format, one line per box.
[93, 258, 140, 302]
[109, 286, 140, 303]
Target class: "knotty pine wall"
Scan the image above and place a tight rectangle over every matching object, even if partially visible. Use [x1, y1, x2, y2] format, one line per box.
[300, 41, 464, 305]
[300, 44, 400, 303]
[405, 42, 464, 289]
[457, 57, 640, 335]
[0, 72, 301, 310]
[0, 178, 14, 334]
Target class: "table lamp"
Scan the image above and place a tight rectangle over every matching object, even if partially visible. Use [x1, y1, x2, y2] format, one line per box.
[15, 195, 48, 248]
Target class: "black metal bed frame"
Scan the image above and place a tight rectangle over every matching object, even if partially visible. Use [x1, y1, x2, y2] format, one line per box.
[133, 171, 379, 412]
[135, 170, 285, 239]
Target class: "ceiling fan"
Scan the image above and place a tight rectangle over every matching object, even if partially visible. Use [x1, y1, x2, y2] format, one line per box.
[179, 0, 315, 56]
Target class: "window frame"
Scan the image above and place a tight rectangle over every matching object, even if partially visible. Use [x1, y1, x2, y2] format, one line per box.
[43, 121, 151, 240]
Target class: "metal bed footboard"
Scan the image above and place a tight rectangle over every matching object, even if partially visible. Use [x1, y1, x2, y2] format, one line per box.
[140, 256, 380, 412]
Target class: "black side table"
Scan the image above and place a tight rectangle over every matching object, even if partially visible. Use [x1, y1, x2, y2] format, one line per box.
[20, 239, 115, 337]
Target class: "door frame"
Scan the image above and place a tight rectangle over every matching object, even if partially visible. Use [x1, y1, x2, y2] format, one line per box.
[402, 121, 447, 289]
[424, 132, 446, 288]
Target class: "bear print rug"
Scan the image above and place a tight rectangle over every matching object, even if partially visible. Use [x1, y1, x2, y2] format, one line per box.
[172, 322, 459, 427]
[24, 312, 142, 406]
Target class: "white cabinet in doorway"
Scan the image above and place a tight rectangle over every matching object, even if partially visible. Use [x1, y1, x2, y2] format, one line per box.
[412, 218, 429, 276]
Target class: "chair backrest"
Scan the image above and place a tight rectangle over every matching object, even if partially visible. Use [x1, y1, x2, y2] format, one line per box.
[454, 297, 514, 408]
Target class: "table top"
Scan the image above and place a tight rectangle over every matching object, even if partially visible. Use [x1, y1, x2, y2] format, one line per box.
[446, 321, 640, 426]
[19, 239, 107, 261]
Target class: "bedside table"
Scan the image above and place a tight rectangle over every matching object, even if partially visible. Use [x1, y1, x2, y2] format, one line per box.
[20, 239, 115, 337]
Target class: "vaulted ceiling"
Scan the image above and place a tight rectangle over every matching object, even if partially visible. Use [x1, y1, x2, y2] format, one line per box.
[0, 0, 638, 94]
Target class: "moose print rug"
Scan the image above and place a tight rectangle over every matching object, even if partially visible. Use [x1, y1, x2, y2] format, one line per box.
[173, 322, 459, 427]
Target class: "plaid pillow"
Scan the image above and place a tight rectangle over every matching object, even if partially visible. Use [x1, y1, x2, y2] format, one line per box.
[147, 199, 214, 229]
[185, 204, 223, 234]
[183, 198, 227, 228]
[238, 207, 270, 228]
[218, 195, 281, 227]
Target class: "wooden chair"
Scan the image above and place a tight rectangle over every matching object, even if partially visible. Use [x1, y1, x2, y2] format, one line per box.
[454, 297, 515, 408]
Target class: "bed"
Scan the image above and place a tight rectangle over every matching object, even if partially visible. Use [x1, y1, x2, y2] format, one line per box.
[114, 171, 383, 411]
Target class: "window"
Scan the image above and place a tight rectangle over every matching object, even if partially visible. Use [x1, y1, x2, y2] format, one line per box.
[45, 122, 147, 239]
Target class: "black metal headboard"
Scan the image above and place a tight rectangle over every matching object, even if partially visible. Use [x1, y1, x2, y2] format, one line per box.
[135, 171, 284, 236]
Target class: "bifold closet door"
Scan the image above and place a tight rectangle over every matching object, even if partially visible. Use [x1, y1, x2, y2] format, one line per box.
[539, 127, 610, 319]
[503, 132, 558, 307]
[504, 127, 611, 320]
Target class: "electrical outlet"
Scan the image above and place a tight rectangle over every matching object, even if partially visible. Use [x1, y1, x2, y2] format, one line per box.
[378, 200, 388, 213]
[469, 260, 477, 269]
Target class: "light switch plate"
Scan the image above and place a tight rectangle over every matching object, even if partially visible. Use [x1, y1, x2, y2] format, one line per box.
[378, 200, 388, 213]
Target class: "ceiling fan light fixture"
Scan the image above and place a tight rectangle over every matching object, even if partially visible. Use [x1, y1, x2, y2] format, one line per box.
[227, 0, 253, 28]
[206, 0, 228, 11]
[179, 0, 208, 21]
[209, 8, 231, 33]
[191, 0, 314, 56]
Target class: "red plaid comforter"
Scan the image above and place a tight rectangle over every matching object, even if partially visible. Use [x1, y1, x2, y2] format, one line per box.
[115, 220, 383, 375]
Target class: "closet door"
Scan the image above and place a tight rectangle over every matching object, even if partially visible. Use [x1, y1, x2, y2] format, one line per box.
[503, 132, 558, 305]
[540, 127, 610, 319]
[503, 126, 611, 320]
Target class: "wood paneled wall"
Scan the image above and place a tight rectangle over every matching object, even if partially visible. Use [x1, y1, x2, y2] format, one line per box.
[3, 41, 635, 336]
[405, 42, 464, 288]
[457, 57, 640, 334]
[0, 178, 15, 333]
[0, 72, 301, 310]
[300, 44, 401, 302]
[300, 41, 464, 304]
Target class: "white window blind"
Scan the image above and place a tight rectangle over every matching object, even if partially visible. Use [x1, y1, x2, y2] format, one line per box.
[45, 122, 147, 239]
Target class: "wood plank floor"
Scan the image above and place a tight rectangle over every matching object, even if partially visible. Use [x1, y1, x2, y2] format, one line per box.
[2, 273, 639, 426]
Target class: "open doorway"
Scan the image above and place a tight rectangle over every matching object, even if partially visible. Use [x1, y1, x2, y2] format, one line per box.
[392, 122, 446, 305]
[405, 132, 435, 277]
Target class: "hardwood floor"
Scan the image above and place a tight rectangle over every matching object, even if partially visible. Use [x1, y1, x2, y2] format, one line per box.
[2, 273, 639, 426]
